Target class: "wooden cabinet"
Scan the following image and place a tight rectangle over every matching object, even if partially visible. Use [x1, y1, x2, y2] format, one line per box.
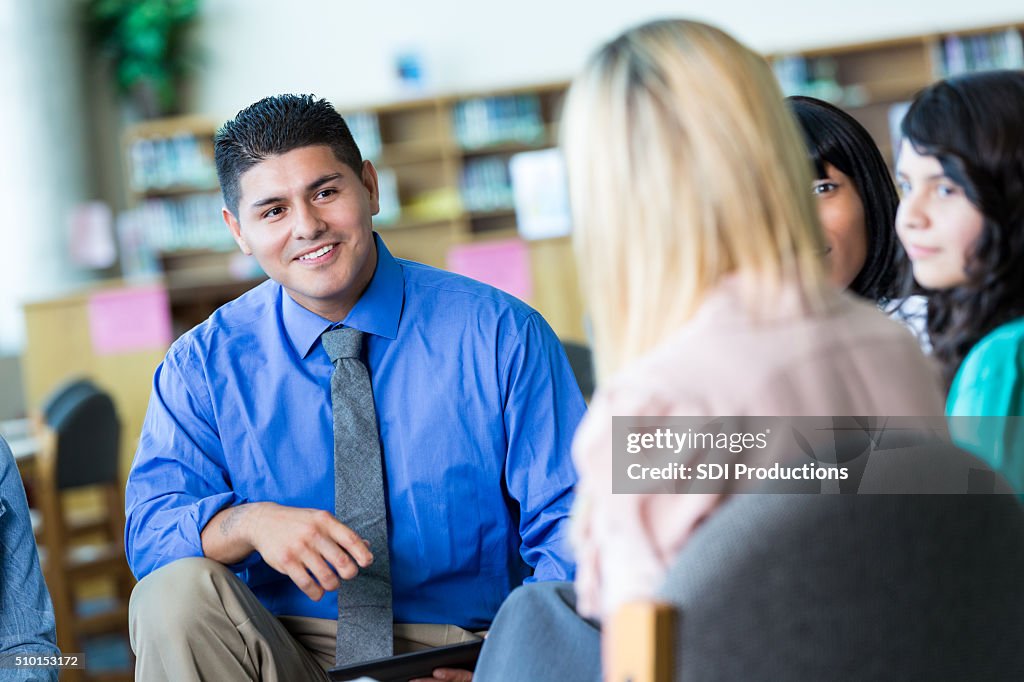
[21, 281, 169, 478]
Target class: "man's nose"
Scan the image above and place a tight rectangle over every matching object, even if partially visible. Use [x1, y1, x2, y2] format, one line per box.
[292, 203, 327, 239]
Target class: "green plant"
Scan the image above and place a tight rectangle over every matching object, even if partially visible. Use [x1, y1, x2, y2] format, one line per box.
[85, 0, 200, 115]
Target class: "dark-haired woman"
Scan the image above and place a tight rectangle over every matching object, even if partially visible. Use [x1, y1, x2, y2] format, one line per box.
[895, 70, 1024, 492]
[789, 96, 929, 350]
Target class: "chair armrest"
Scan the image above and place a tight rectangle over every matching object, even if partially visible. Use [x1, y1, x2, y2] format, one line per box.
[609, 601, 676, 682]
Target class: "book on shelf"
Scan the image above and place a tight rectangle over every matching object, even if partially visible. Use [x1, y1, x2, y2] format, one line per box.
[346, 111, 383, 160]
[138, 193, 232, 253]
[452, 94, 545, 150]
[128, 133, 217, 193]
[117, 210, 159, 279]
[935, 28, 1024, 77]
[772, 55, 843, 103]
[460, 157, 514, 212]
[509, 148, 572, 241]
[116, 192, 233, 278]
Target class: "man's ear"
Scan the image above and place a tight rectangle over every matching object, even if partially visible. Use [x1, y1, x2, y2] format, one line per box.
[361, 160, 380, 216]
[223, 207, 252, 255]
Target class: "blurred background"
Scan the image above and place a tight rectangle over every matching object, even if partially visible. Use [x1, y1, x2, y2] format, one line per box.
[1, 1, 1022, 678]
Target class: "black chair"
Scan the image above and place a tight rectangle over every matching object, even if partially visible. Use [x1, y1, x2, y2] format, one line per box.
[561, 340, 595, 400]
[35, 378, 134, 681]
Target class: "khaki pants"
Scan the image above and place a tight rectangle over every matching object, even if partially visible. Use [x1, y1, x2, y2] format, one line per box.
[129, 557, 483, 682]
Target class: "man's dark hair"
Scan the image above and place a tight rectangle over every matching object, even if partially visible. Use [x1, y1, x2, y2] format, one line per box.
[214, 94, 363, 216]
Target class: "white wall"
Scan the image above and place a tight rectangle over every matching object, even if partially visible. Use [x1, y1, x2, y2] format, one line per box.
[193, 0, 1024, 118]
[0, 0, 91, 354]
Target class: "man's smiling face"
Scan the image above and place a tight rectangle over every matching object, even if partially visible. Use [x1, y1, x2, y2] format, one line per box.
[223, 144, 380, 321]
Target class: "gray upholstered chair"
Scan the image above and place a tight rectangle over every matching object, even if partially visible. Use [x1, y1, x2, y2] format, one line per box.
[612, 443, 1024, 681]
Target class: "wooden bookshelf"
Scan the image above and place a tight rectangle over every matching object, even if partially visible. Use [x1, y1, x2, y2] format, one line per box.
[338, 80, 585, 342]
[120, 115, 263, 333]
[768, 22, 1024, 165]
[112, 21, 1022, 348]
[16, 19, 1015, 495]
[339, 21, 1022, 345]
[113, 82, 587, 344]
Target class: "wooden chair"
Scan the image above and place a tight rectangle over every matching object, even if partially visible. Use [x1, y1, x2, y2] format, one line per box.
[34, 378, 134, 681]
[609, 602, 676, 682]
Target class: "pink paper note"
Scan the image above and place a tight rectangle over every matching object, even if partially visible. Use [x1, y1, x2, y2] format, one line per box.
[446, 238, 533, 301]
[87, 286, 172, 355]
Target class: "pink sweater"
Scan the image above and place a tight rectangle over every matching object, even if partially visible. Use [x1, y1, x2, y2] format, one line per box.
[571, 279, 945, 620]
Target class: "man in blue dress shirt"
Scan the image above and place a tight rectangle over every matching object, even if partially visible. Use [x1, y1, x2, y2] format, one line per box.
[125, 94, 585, 681]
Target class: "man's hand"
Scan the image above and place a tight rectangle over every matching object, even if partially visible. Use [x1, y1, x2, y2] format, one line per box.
[409, 668, 472, 682]
[200, 502, 373, 600]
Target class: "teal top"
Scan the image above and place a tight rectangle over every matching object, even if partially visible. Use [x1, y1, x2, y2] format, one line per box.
[946, 317, 1024, 493]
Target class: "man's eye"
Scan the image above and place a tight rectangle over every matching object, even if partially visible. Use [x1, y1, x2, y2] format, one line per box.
[263, 207, 285, 219]
[316, 189, 336, 200]
[812, 182, 837, 195]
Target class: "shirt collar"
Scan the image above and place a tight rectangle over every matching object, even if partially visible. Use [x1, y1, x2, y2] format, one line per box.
[282, 233, 405, 358]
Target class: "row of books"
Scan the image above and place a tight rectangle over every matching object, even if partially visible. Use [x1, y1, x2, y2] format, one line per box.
[772, 56, 844, 103]
[460, 156, 514, 212]
[774, 28, 1024, 107]
[344, 93, 549, 161]
[124, 193, 233, 258]
[452, 95, 546, 151]
[129, 134, 218, 193]
[345, 111, 384, 161]
[115, 149, 571, 277]
[934, 29, 1024, 77]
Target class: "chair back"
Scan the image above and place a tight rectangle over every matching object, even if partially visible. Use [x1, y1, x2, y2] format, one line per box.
[654, 446, 1024, 680]
[42, 378, 120, 490]
[561, 340, 595, 399]
[33, 378, 133, 681]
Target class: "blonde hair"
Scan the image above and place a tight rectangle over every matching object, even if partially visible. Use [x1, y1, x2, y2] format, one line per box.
[563, 19, 828, 382]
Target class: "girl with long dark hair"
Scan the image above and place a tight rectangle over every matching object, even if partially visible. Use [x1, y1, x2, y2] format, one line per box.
[790, 96, 929, 349]
[895, 70, 1024, 490]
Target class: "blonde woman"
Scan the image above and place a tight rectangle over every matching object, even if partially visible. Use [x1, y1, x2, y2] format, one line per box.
[474, 19, 942, 680]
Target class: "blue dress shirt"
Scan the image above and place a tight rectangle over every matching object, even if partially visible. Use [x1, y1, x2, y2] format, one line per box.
[125, 235, 585, 628]
[1, 437, 59, 682]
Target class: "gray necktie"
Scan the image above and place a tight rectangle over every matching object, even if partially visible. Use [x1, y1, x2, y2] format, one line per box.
[321, 327, 393, 665]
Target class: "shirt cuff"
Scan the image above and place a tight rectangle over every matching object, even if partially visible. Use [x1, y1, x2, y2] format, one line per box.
[189, 491, 262, 571]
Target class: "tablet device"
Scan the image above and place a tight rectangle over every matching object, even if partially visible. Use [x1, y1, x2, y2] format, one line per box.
[329, 640, 484, 682]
